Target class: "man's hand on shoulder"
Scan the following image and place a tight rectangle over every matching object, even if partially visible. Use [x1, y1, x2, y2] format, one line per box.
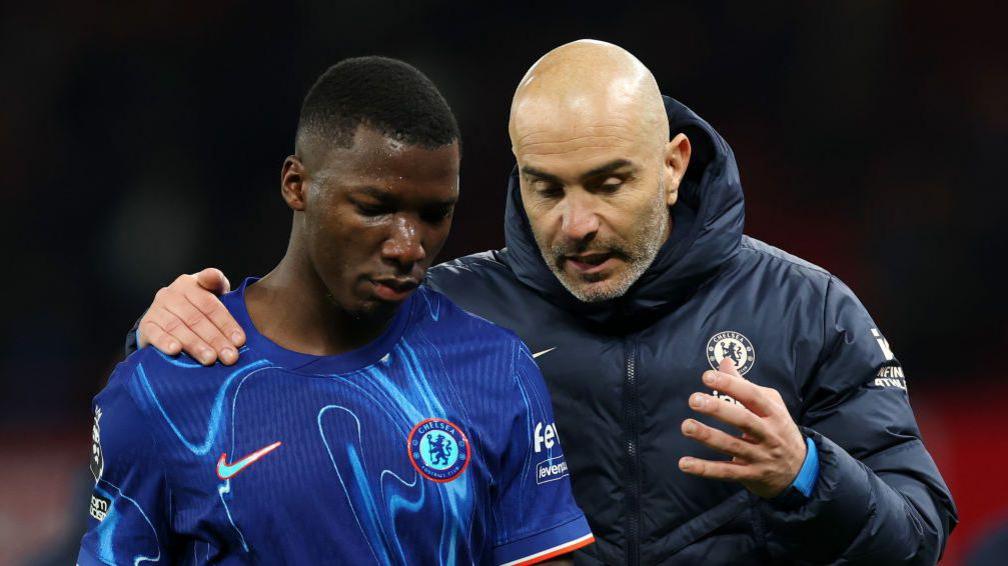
[138, 268, 244, 366]
[679, 358, 807, 499]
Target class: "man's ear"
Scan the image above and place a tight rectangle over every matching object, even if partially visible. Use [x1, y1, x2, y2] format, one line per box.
[281, 156, 308, 211]
[664, 133, 691, 207]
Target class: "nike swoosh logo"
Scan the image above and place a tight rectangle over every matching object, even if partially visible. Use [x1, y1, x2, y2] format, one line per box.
[216, 441, 282, 480]
[533, 347, 556, 359]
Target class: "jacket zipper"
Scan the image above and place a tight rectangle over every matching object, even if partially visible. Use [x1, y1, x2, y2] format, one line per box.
[623, 340, 641, 566]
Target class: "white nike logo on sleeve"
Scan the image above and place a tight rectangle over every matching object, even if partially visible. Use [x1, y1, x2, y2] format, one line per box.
[533, 347, 556, 359]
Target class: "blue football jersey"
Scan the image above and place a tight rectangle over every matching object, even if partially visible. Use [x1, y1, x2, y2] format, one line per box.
[79, 278, 593, 565]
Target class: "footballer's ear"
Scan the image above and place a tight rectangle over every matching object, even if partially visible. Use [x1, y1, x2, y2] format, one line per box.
[280, 155, 308, 211]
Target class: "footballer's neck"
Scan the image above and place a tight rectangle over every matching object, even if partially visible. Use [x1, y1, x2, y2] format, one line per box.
[245, 249, 396, 357]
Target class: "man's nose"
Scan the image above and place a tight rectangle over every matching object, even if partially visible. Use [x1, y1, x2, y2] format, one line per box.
[560, 193, 600, 242]
[382, 216, 426, 266]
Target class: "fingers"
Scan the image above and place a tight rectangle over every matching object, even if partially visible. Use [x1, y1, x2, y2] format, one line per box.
[159, 290, 237, 365]
[718, 357, 741, 376]
[194, 267, 231, 295]
[702, 368, 775, 417]
[681, 419, 759, 461]
[181, 281, 245, 347]
[138, 271, 245, 366]
[144, 304, 220, 365]
[678, 456, 746, 481]
[138, 319, 180, 354]
[688, 392, 768, 440]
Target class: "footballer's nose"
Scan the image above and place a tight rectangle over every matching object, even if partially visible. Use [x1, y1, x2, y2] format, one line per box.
[382, 216, 426, 267]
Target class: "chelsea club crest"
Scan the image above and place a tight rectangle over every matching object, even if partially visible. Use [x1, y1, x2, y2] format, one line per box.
[706, 331, 756, 375]
[408, 418, 470, 482]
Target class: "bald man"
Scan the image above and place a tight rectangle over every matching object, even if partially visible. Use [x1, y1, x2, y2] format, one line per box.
[128, 41, 956, 564]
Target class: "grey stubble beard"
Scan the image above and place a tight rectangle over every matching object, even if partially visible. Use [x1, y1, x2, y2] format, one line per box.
[535, 178, 670, 303]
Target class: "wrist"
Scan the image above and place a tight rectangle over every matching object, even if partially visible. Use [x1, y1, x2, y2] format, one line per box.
[790, 436, 819, 497]
[764, 436, 819, 508]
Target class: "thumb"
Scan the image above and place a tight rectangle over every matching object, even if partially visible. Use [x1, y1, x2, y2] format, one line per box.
[194, 267, 230, 296]
[718, 357, 743, 378]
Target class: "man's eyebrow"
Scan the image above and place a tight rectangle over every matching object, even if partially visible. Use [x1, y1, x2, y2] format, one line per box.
[520, 165, 562, 184]
[350, 186, 394, 200]
[581, 159, 636, 180]
[352, 185, 457, 207]
[431, 196, 459, 207]
[521, 160, 637, 184]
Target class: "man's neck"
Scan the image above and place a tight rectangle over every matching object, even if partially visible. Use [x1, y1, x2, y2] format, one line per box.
[244, 253, 397, 357]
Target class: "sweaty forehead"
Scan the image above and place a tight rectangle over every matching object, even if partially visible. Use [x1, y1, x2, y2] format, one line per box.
[318, 126, 459, 184]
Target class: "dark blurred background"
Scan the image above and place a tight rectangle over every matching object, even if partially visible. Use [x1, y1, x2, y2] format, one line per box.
[1, 1, 1005, 564]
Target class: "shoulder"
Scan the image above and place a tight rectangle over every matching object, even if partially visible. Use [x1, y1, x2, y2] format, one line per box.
[730, 236, 847, 303]
[737, 236, 867, 306]
[425, 250, 512, 291]
[411, 285, 523, 349]
[91, 354, 172, 474]
[104, 345, 256, 422]
[738, 236, 832, 282]
[116, 346, 214, 388]
[416, 288, 542, 385]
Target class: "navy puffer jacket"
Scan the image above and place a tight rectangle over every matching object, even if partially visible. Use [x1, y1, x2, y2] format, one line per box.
[425, 97, 956, 565]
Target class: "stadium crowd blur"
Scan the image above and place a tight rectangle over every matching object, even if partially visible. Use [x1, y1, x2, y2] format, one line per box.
[1, 2, 1004, 564]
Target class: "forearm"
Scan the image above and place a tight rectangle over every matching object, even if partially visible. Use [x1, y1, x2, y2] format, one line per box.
[759, 430, 954, 565]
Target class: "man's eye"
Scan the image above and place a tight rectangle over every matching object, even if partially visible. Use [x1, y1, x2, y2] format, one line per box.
[594, 177, 625, 193]
[535, 183, 564, 199]
[356, 203, 391, 216]
[421, 205, 454, 224]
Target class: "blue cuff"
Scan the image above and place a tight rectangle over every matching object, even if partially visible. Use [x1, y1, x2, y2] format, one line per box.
[790, 436, 819, 498]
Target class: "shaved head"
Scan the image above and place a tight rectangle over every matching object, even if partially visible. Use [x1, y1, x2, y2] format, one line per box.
[509, 39, 669, 155]
[508, 40, 690, 303]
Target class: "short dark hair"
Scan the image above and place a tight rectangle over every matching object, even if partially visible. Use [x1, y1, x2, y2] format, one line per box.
[296, 56, 460, 151]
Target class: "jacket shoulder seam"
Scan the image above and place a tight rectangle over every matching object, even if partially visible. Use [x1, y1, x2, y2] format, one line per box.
[738, 240, 832, 280]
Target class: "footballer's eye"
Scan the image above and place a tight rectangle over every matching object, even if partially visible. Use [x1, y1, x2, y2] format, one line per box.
[421, 204, 454, 224]
[355, 202, 393, 217]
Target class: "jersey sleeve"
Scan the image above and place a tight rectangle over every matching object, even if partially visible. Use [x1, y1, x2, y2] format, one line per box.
[78, 362, 172, 566]
[491, 342, 594, 566]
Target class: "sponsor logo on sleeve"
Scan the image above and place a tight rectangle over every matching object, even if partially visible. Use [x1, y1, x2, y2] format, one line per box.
[868, 329, 906, 389]
[87, 406, 111, 521]
[89, 494, 111, 521]
[871, 364, 907, 390]
[535, 455, 569, 485]
[533, 421, 559, 453]
[871, 328, 895, 361]
[90, 407, 104, 483]
[532, 421, 569, 484]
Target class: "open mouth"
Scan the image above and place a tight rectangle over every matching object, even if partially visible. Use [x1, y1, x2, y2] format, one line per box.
[563, 252, 617, 274]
